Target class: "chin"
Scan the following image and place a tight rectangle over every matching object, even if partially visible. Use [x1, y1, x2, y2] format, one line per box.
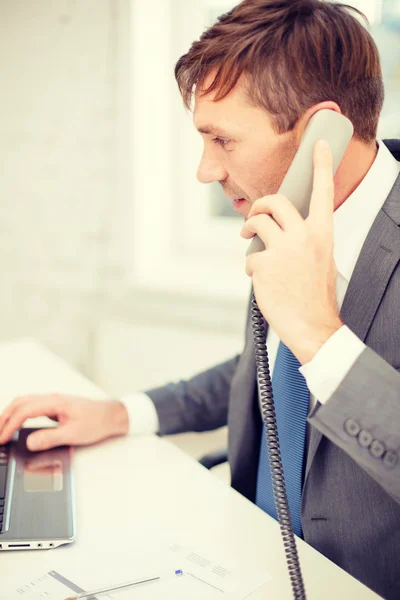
[242, 204, 252, 219]
[238, 200, 252, 219]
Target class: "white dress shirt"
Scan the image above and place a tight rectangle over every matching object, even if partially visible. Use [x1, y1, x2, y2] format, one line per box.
[120, 140, 400, 437]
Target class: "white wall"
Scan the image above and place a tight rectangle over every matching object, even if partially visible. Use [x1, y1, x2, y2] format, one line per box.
[0, 0, 119, 371]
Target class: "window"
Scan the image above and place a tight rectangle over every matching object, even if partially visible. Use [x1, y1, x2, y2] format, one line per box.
[129, 0, 249, 302]
[331, 0, 400, 136]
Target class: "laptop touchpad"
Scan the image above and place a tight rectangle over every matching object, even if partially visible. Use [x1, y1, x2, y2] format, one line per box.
[24, 454, 63, 492]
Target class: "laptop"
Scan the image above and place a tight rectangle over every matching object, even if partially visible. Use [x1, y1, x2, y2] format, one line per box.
[0, 427, 75, 551]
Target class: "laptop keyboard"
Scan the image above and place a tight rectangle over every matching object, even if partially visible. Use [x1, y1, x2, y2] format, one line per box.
[0, 444, 9, 531]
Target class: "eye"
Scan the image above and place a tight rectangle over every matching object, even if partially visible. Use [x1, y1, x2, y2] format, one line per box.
[212, 136, 230, 147]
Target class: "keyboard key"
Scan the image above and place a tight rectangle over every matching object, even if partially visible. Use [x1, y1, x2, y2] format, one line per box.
[0, 465, 7, 499]
[0, 499, 4, 507]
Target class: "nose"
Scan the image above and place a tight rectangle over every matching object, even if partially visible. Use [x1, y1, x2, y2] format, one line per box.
[196, 150, 228, 184]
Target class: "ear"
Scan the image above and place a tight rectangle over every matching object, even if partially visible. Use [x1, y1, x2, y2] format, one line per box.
[295, 102, 342, 144]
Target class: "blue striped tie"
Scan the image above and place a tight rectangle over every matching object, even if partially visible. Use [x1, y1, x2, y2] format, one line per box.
[255, 341, 310, 538]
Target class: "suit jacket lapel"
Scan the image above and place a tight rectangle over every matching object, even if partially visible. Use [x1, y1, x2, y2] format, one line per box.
[305, 172, 400, 481]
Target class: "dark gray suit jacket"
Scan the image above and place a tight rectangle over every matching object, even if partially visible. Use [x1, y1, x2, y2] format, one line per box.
[147, 139, 400, 599]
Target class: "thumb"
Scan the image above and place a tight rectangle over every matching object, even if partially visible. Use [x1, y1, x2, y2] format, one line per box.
[27, 426, 69, 451]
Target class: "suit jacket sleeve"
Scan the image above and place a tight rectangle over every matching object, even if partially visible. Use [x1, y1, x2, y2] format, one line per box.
[144, 354, 240, 435]
[308, 345, 400, 502]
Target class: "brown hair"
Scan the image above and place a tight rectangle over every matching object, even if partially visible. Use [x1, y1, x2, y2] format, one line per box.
[175, 0, 384, 142]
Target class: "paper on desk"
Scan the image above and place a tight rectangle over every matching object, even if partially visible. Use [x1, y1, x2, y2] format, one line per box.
[4, 570, 84, 599]
[3, 541, 271, 600]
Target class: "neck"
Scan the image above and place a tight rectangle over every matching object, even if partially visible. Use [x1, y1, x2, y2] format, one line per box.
[334, 139, 378, 211]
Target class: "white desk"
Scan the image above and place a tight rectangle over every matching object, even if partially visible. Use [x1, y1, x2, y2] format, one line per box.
[0, 339, 382, 599]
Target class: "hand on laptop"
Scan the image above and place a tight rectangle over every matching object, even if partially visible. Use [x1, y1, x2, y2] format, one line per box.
[0, 395, 129, 451]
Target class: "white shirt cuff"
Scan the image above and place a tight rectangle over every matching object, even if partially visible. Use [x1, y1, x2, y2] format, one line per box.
[299, 325, 366, 404]
[118, 392, 160, 435]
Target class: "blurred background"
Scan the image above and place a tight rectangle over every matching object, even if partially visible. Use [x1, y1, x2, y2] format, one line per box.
[0, 0, 399, 467]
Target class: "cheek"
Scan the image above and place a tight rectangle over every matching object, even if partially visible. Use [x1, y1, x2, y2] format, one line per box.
[227, 133, 298, 201]
[245, 145, 297, 199]
[244, 131, 298, 197]
[229, 152, 267, 198]
[240, 155, 274, 199]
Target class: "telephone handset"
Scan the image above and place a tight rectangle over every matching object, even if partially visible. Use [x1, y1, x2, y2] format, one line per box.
[248, 109, 354, 600]
[247, 109, 354, 256]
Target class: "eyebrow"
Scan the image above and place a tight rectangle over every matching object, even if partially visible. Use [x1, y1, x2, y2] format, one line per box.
[196, 125, 232, 137]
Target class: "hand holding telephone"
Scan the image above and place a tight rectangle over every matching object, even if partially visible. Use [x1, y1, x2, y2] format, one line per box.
[247, 109, 354, 256]
[249, 109, 354, 600]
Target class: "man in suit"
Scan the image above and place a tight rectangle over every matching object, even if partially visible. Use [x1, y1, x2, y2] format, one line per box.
[0, 0, 399, 597]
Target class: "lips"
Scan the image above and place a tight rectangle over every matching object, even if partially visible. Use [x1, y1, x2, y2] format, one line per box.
[232, 198, 246, 211]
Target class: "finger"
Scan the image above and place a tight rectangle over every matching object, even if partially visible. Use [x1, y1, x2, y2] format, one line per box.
[245, 249, 267, 277]
[241, 214, 283, 247]
[0, 400, 61, 445]
[27, 427, 71, 451]
[309, 139, 334, 228]
[0, 396, 29, 430]
[0, 395, 60, 434]
[247, 194, 303, 230]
